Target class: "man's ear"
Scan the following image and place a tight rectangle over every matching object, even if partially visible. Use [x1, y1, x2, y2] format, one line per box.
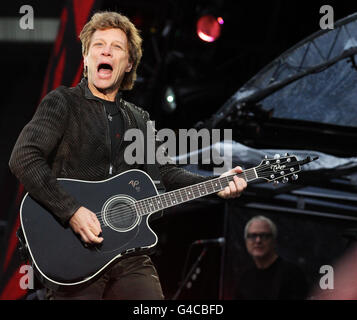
[126, 62, 133, 73]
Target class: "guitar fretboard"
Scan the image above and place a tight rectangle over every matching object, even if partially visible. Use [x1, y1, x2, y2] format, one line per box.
[135, 167, 258, 216]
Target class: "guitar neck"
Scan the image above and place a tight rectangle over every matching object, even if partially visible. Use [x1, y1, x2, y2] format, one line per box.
[135, 167, 258, 216]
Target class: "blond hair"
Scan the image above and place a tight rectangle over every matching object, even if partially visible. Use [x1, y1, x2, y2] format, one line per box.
[79, 11, 143, 90]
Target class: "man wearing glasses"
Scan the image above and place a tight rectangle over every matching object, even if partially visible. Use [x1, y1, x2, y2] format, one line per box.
[235, 215, 308, 300]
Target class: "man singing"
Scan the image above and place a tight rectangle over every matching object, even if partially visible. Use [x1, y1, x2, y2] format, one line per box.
[9, 11, 247, 300]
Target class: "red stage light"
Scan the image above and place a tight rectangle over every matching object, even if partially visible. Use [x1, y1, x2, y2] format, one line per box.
[196, 15, 222, 43]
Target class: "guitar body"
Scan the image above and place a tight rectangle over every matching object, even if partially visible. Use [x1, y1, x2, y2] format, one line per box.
[20, 169, 160, 290]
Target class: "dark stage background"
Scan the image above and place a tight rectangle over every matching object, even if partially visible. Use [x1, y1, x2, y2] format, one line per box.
[0, 0, 356, 300]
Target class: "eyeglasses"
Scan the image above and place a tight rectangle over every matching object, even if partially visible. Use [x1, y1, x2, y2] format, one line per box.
[246, 232, 273, 241]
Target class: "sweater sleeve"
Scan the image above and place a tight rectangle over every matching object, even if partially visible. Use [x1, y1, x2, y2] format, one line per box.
[159, 162, 215, 192]
[9, 89, 81, 225]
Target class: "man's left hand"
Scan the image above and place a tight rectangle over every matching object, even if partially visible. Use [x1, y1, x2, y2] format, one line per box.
[217, 166, 247, 199]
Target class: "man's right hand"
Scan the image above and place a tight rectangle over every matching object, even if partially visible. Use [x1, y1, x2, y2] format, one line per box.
[69, 206, 104, 244]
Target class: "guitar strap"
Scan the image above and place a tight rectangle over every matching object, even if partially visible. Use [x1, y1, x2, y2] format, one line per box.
[126, 102, 166, 195]
[126, 103, 166, 221]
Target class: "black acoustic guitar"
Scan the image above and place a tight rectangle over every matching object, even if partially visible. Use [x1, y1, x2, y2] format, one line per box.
[19, 155, 316, 290]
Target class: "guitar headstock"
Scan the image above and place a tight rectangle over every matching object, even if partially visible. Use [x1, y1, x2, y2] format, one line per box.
[256, 154, 318, 185]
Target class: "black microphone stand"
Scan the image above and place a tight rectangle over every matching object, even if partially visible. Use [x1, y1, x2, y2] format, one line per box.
[172, 247, 208, 300]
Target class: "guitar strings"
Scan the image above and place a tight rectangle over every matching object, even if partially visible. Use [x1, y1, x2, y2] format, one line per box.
[96, 160, 300, 229]
[93, 159, 300, 227]
[95, 170, 246, 226]
[93, 158, 300, 228]
[96, 177, 291, 228]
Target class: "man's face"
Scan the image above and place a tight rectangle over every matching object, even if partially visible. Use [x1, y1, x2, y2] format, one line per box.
[245, 220, 275, 260]
[84, 28, 132, 94]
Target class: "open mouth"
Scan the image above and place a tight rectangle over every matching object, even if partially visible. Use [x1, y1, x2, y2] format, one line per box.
[97, 63, 113, 72]
[97, 63, 113, 78]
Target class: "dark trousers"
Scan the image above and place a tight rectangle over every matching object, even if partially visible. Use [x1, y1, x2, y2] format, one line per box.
[48, 255, 164, 300]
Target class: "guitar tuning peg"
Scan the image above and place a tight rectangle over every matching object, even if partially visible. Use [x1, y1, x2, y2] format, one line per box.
[273, 180, 279, 186]
[264, 155, 268, 159]
[282, 177, 289, 184]
[284, 153, 290, 156]
[274, 154, 280, 159]
[292, 174, 298, 181]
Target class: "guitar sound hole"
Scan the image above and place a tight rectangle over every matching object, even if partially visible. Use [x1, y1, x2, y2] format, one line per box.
[103, 197, 139, 232]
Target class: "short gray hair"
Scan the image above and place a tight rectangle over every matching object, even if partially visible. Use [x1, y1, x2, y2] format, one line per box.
[244, 215, 278, 239]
